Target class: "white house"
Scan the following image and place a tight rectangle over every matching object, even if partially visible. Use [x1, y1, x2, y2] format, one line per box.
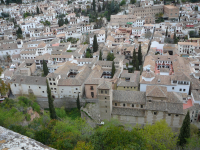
[10, 75, 47, 97]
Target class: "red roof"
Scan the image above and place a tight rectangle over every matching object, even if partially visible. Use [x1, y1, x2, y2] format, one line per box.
[186, 25, 194, 27]
[183, 99, 193, 109]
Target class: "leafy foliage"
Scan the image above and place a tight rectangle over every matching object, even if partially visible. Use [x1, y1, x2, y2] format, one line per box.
[107, 52, 115, 61]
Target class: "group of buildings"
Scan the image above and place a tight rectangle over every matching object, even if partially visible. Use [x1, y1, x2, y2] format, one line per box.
[1, 0, 200, 129]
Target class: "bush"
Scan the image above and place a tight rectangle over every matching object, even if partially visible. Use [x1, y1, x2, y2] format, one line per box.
[26, 114, 31, 121]
[56, 107, 66, 118]
[32, 102, 40, 113]
[9, 125, 27, 135]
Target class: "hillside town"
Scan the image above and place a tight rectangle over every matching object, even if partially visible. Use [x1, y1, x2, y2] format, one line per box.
[0, 0, 200, 141]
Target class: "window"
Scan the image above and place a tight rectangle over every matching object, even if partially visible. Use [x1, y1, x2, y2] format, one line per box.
[176, 114, 179, 117]
[115, 103, 117, 106]
[91, 92, 94, 98]
[39, 87, 41, 89]
[124, 87, 125, 88]
[76, 88, 78, 90]
[148, 100, 152, 102]
[179, 89, 182, 91]
[101, 90, 103, 94]
[61, 91, 63, 93]
[172, 87, 174, 90]
[90, 86, 93, 90]
[168, 114, 171, 116]
[29, 86, 30, 88]
[141, 105, 143, 108]
[105, 90, 107, 94]
[132, 104, 134, 107]
[14, 84, 16, 87]
[154, 112, 157, 115]
[123, 104, 125, 107]
[106, 110, 107, 113]
[183, 89, 186, 92]
[42, 91, 44, 93]
[105, 97, 107, 99]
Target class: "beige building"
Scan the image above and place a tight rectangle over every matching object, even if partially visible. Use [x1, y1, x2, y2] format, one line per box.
[164, 5, 179, 19]
[97, 83, 184, 129]
[117, 70, 140, 91]
[129, 5, 164, 17]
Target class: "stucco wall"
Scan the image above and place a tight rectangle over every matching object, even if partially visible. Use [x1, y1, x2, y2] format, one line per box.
[85, 84, 98, 99]
[117, 86, 138, 91]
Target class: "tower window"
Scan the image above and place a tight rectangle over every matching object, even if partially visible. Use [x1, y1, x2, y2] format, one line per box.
[115, 103, 117, 106]
[123, 104, 125, 107]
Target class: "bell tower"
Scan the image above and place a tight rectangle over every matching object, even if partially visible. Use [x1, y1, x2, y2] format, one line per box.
[97, 81, 113, 121]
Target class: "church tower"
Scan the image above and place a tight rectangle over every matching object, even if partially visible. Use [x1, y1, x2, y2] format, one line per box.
[97, 81, 113, 121]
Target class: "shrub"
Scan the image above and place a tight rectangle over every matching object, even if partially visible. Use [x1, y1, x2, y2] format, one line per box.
[26, 114, 31, 121]
[32, 102, 40, 113]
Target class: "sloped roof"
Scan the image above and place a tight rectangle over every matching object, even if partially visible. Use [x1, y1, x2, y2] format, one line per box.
[146, 85, 167, 98]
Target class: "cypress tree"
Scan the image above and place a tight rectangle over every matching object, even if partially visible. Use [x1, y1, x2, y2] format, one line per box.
[98, 4, 101, 12]
[93, 0, 96, 12]
[138, 44, 142, 66]
[46, 80, 57, 120]
[135, 59, 139, 70]
[111, 61, 115, 78]
[165, 27, 168, 37]
[76, 94, 80, 110]
[36, 6, 39, 14]
[102, 0, 105, 10]
[174, 31, 178, 44]
[99, 50, 102, 60]
[132, 48, 137, 69]
[177, 111, 190, 147]
[93, 35, 98, 52]
[43, 60, 48, 76]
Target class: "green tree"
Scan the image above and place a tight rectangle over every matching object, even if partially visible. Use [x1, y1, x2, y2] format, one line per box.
[177, 111, 190, 147]
[85, 51, 91, 58]
[46, 80, 57, 120]
[93, 0, 96, 12]
[99, 50, 102, 60]
[91, 122, 147, 150]
[135, 59, 139, 70]
[132, 48, 137, 68]
[102, 0, 105, 10]
[58, 18, 64, 27]
[107, 52, 115, 61]
[98, 4, 101, 12]
[5, 0, 9, 5]
[1, 0, 4, 4]
[111, 61, 115, 78]
[64, 18, 68, 24]
[174, 31, 178, 44]
[16, 27, 22, 35]
[36, 6, 39, 14]
[43, 60, 48, 76]
[92, 35, 98, 52]
[130, 0, 135, 4]
[23, 12, 31, 18]
[165, 27, 168, 37]
[76, 94, 80, 110]
[138, 44, 142, 66]
[120, 0, 126, 6]
[140, 120, 178, 150]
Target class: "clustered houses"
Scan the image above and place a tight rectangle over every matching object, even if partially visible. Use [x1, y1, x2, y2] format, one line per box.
[0, 0, 199, 129]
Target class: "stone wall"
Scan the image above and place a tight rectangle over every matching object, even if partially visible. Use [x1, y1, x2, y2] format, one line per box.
[36, 97, 86, 109]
